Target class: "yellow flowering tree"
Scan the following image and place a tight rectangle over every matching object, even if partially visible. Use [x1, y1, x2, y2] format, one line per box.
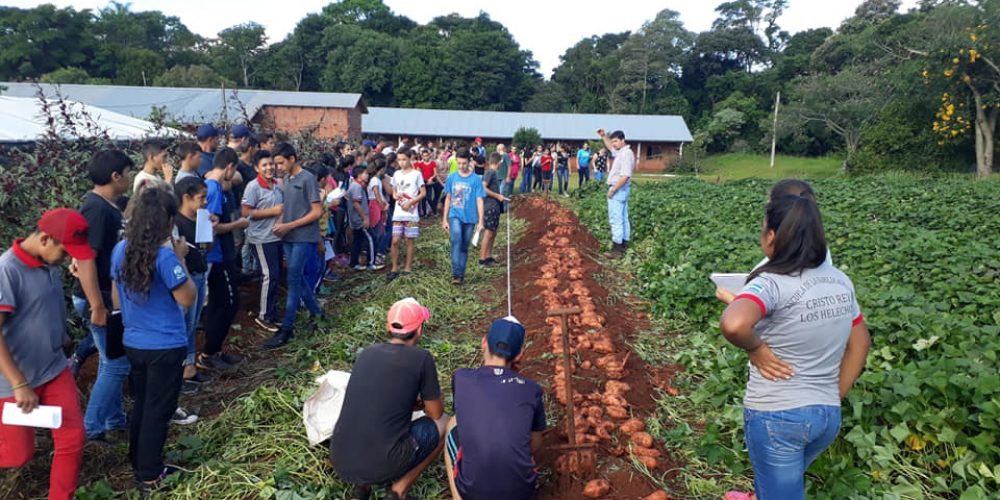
[921, 2, 998, 178]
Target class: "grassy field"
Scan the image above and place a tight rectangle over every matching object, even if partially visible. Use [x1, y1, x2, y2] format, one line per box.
[694, 153, 843, 180]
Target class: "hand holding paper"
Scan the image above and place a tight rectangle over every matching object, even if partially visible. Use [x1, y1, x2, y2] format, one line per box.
[2, 402, 62, 429]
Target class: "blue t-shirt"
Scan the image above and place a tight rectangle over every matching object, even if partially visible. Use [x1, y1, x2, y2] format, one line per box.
[111, 241, 189, 350]
[452, 366, 546, 500]
[205, 178, 225, 264]
[577, 149, 591, 169]
[196, 151, 215, 177]
[444, 172, 485, 224]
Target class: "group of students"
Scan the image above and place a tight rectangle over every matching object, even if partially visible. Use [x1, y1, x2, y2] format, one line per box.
[330, 301, 544, 500]
[0, 117, 870, 499]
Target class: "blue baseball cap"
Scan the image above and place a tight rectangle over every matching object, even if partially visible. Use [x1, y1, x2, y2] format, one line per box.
[487, 316, 525, 359]
[230, 124, 252, 139]
[196, 123, 221, 141]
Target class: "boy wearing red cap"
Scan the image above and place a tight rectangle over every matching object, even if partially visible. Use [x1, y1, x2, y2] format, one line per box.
[0, 209, 92, 500]
[331, 298, 449, 500]
[444, 316, 546, 500]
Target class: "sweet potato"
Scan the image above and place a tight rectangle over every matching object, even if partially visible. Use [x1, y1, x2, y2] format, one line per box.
[644, 491, 670, 500]
[585, 406, 603, 419]
[620, 418, 646, 435]
[605, 405, 628, 419]
[636, 456, 658, 469]
[630, 445, 662, 458]
[601, 394, 629, 408]
[630, 432, 654, 448]
[581, 360, 593, 370]
[582, 479, 611, 498]
[605, 381, 631, 395]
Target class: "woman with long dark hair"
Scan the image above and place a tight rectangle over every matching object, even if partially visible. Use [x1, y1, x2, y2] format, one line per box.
[110, 187, 197, 491]
[719, 185, 870, 499]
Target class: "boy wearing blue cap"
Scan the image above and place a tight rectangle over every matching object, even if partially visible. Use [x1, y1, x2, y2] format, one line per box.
[444, 316, 546, 500]
[195, 124, 221, 177]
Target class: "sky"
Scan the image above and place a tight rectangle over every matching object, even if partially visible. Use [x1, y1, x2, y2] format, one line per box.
[5, 0, 920, 78]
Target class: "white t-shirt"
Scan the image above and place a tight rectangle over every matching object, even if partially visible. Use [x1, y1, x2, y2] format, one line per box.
[391, 169, 425, 222]
[132, 170, 164, 194]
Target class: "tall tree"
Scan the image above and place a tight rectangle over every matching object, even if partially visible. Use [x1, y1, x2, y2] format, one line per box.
[550, 32, 630, 112]
[0, 5, 95, 80]
[214, 22, 268, 87]
[611, 9, 693, 114]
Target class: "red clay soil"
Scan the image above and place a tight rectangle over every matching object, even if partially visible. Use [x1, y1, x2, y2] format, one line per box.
[507, 196, 685, 500]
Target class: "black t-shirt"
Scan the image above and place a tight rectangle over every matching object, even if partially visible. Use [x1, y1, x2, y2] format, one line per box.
[557, 152, 568, 169]
[72, 191, 123, 302]
[235, 160, 256, 206]
[330, 342, 442, 484]
[174, 214, 208, 275]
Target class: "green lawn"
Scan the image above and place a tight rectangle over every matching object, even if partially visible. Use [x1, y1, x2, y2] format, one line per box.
[696, 153, 843, 180]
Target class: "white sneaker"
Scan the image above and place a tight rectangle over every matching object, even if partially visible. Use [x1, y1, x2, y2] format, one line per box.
[353, 265, 366, 271]
[170, 407, 198, 426]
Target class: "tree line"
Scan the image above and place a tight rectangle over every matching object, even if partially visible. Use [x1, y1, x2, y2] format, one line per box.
[0, 0, 996, 175]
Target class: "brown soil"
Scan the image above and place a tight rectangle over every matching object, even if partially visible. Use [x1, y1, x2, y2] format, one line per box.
[506, 196, 684, 500]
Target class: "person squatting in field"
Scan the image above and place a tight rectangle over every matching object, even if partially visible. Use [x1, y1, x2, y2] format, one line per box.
[717, 179, 871, 500]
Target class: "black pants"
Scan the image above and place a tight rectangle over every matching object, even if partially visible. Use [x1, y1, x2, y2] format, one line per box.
[333, 209, 349, 256]
[349, 227, 375, 267]
[423, 182, 442, 216]
[126, 346, 185, 481]
[204, 261, 239, 355]
[532, 167, 542, 190]
[578, 167, 590, 188]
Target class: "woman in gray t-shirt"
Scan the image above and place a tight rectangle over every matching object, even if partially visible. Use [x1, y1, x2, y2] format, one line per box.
[719, 190, 871, 500]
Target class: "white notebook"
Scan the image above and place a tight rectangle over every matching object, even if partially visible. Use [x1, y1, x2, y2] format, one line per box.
[710, 273, 749, 296]
[2, 402, 62, 429]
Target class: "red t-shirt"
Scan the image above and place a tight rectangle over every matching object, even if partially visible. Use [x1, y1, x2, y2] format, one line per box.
[415, 161, 436, 182]
[541, 155, 553, 172]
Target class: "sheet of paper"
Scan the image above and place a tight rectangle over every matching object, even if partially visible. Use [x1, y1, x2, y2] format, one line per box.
[471, 227, 482, 247]
[710, 273, 749, 296]
[324, 240, 335, 261]
[2, 402, 62, 429]
[195, 208, 213, 244]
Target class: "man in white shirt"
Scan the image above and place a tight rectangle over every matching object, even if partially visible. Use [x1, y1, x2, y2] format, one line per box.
[597, 129, 634, 259]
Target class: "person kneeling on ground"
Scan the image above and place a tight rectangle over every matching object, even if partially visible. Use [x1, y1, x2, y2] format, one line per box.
[445, 316, 545, 500]
[330, 298, 449, 500]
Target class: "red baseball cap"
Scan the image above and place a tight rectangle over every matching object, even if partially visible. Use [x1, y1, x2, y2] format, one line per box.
[474, 137, 482, 144]
[387, 297, 431, 335]
[37, 208, 94, 260]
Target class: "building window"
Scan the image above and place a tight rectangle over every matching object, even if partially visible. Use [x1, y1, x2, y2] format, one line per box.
[645, 144, 664, 159]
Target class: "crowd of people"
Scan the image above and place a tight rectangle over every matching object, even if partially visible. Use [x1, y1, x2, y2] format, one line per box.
[0, 121, 868, 500]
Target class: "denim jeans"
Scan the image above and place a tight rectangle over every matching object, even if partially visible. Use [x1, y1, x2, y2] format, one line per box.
[607, 184, 632, 244]
[744, 405, 842, 500]
[556, 167, 569, 194]
[283, 241, 323, 330]
[448, 220, 476, 280]
[183, 273, 207, 366]
[595, 170, 605, 183]
[72, 296, 129, 439]
[578, 167, 590, 188]
[519, 168, 533, 194]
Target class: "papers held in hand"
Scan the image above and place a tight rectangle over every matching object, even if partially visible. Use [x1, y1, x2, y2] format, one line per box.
[195, 208, 214, 244]
[2, 402, 63, 429]
[710, 273, 749, 296]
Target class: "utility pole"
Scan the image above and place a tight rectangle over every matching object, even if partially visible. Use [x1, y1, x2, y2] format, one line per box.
[770, 91, 780, 168]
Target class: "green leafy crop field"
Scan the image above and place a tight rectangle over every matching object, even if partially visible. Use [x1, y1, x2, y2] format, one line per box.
[572, 177, 1000, 499]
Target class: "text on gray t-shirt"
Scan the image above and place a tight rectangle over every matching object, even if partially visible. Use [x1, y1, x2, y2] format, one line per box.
[736, 262, 863, 411]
